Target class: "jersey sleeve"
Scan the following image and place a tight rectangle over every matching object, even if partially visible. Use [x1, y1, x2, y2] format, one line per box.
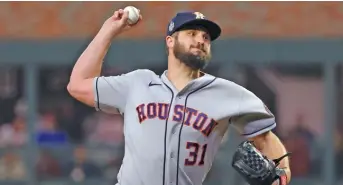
[93, 69, 144, 114]
[230, 88, 276, 138]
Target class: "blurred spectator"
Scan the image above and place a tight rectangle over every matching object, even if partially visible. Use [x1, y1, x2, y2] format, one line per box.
[64, 146, 102, 182]
[0, 98, 28, 148]
[283, 115, 312, 177]
[13, 99, 28, 119]
[0, 152, 26, 180]
[35, 111, 69, 146]
[0, 117, 27, 148]
[83, 112, 124, 146]
[294, 114, 315, 143]
[36, 150, 62, 180]
[37, 111, 58, 132]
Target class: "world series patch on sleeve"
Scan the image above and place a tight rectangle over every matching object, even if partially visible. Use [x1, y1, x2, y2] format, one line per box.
[231, 141, 291, 185]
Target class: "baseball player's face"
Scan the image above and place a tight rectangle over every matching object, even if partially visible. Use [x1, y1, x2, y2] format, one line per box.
[172, 27, 212, 70]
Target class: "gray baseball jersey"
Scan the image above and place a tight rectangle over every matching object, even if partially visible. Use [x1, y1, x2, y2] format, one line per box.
[93, 69, 276, 185]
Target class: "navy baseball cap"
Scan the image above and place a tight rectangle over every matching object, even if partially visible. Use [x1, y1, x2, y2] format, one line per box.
[167, 11, 221, 41]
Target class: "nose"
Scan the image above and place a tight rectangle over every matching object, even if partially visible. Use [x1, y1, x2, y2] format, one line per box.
[194, 38, 205, 51]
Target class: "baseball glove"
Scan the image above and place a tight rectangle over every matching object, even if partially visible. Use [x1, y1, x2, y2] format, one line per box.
[231, 141, 291, 185]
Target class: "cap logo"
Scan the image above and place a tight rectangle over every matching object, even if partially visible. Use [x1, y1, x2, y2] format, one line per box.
[169, 21, 174, 32]
[194, 12, 205, 19]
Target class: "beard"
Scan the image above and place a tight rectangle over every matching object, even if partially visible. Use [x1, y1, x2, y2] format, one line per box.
[173, 40, 211, 70]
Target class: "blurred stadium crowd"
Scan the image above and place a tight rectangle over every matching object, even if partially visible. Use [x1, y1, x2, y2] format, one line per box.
[0, 1, 342, 185]
[0, 67, 125, 183]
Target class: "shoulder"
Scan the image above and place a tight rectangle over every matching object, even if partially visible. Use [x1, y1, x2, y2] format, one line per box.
[133, 69, 160, 82]
[125, 69, 156, 77]
[213, 77, 263, 108]
[112, 69, 158, 82]
[213, 77, 251, 96]
[215, 78, 273, 117]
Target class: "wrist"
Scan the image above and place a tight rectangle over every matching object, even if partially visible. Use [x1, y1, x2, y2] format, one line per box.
[97, 27, 118, 42]
[273, 175, 287, 185]
[275, 168, 288, 185]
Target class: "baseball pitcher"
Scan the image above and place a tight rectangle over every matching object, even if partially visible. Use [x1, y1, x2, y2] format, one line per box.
[67, 8, 291, 185]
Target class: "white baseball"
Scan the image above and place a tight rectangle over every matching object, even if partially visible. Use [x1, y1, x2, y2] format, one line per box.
[123, 6, 140, 25]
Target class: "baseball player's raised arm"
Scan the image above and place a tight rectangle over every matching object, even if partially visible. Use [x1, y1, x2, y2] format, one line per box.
[230, 89, 276, 138]
[68, 8, 142, 113]
[67, 31, 142, 113]
[67, 26, 114, 108]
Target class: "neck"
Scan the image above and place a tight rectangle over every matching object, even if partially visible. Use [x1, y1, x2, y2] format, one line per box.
[167, 56, 202, 91]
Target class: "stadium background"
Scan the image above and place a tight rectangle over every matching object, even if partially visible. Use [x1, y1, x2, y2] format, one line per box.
[0, 1, 342, 185]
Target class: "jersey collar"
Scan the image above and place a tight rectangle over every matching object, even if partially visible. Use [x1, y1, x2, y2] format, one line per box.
[160, 70, 216, 95]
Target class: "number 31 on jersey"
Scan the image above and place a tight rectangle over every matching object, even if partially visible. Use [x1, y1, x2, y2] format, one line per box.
[185, 142, 207, 166]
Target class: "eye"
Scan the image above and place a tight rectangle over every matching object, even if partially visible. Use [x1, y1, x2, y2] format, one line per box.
[188, 31, 196, 36]
[203, 34, 210, 41]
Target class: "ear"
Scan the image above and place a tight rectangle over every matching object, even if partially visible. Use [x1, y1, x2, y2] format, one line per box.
[166, 36, 175, 50]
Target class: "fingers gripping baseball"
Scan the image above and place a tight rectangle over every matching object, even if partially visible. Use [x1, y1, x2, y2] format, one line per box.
[117, 9, 143, 30]
[111, 9, 129, 27]
[102, 7, 142, 36]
